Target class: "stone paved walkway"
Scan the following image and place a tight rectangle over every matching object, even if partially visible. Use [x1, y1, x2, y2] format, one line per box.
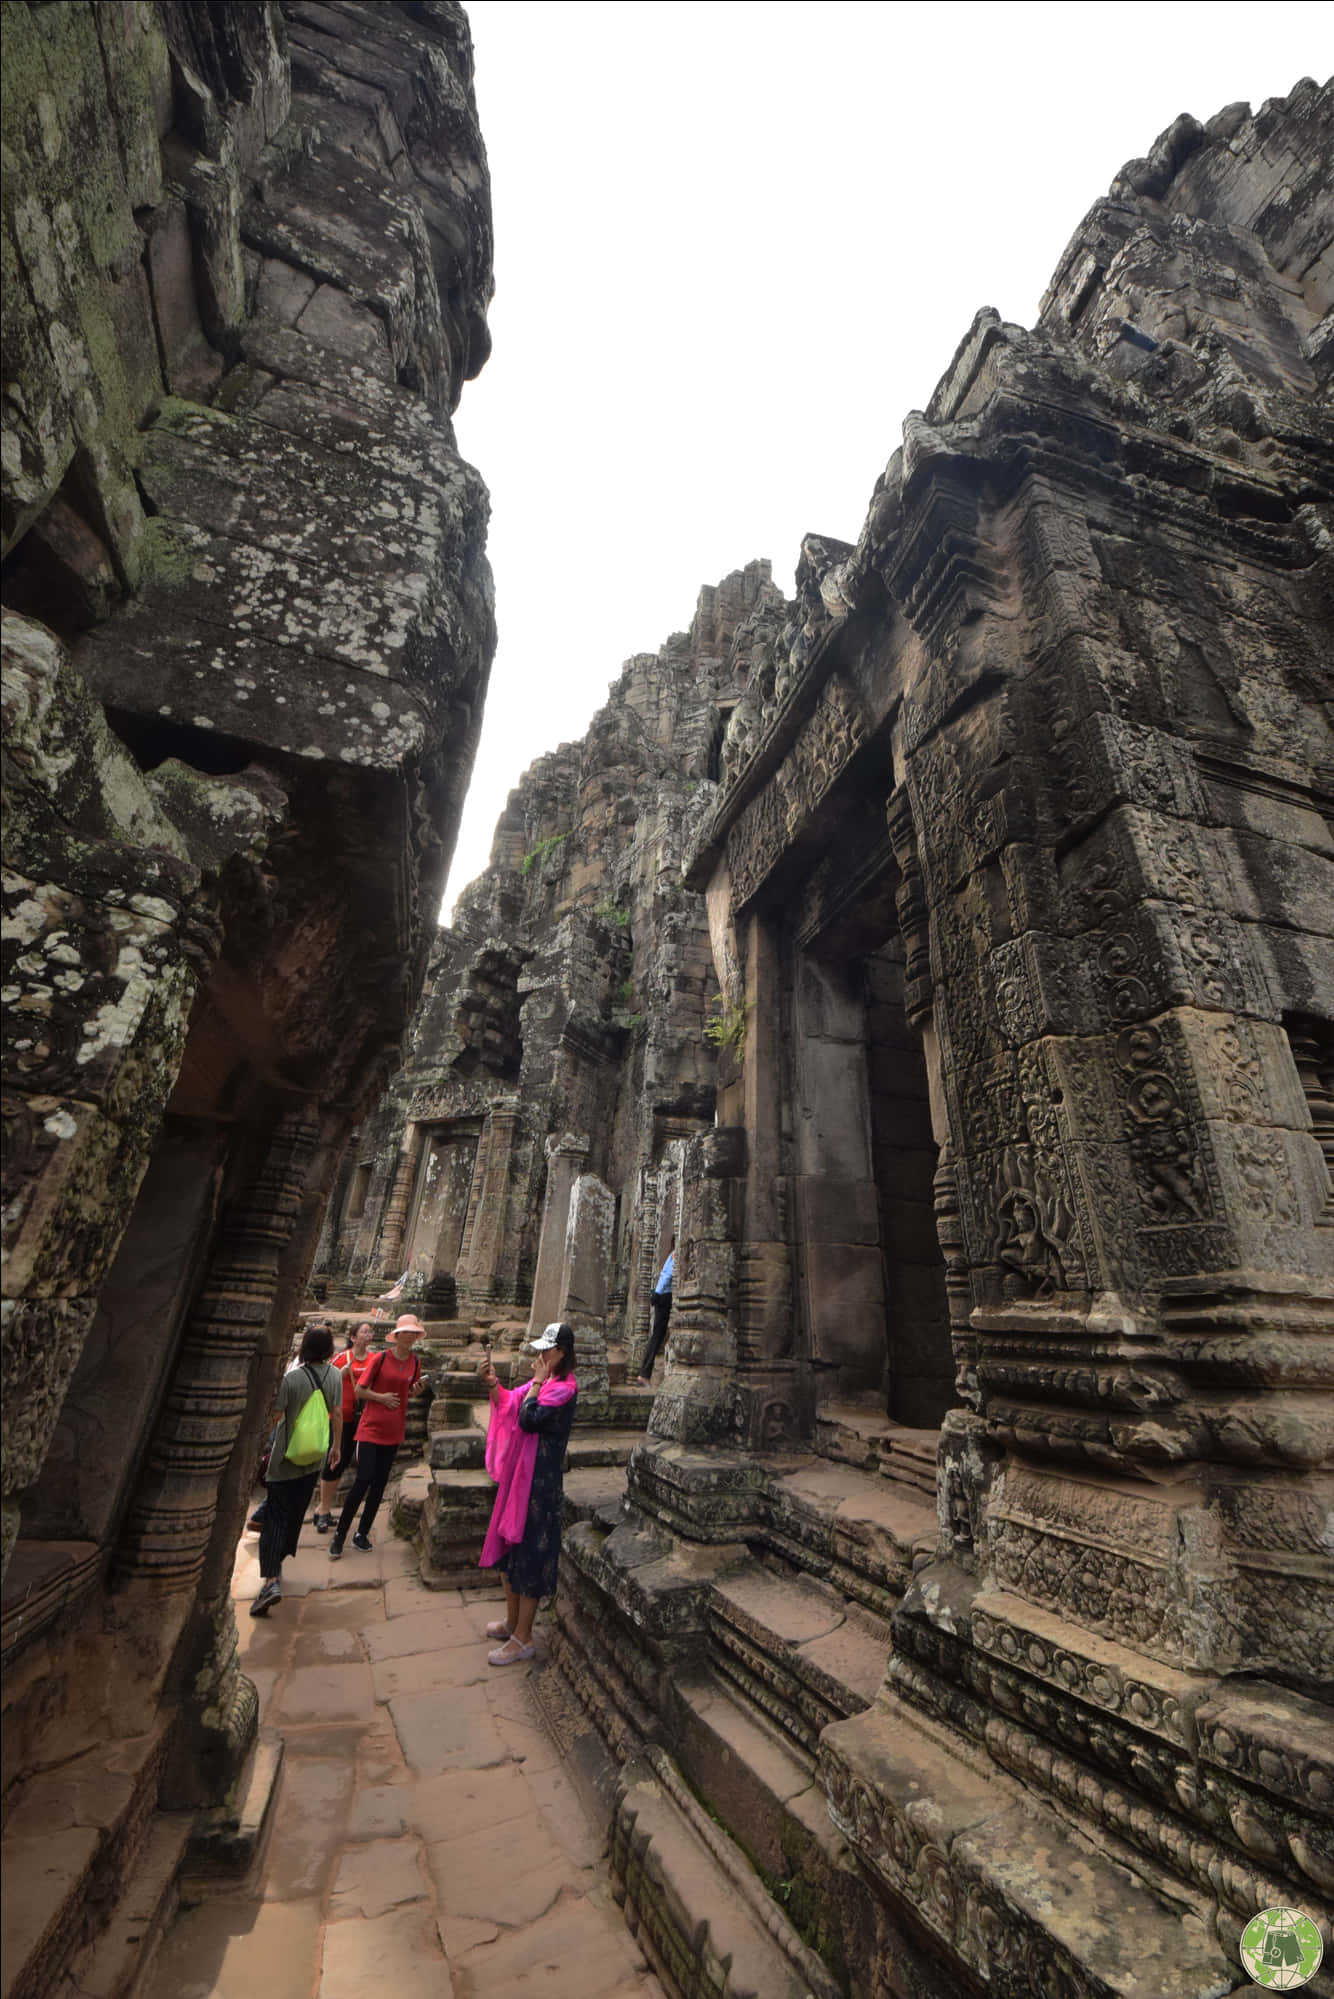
[144, 1525, 666, 1999]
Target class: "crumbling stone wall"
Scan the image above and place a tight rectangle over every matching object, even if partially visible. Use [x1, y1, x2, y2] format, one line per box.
[1, 5, 493, 1991]
[313, 563, 777, 1352]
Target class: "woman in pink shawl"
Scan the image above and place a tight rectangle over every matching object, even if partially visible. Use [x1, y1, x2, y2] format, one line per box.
[478, 1323, 578, 1665]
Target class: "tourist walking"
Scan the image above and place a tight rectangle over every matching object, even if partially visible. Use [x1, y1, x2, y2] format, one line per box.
[314, 1320, 377, 1532]
[637, 1237, 675, 1383]
[329, 1313, 425, 1557]
[478, 1323, 578, 1665]
[251, 1322, 342, 1616]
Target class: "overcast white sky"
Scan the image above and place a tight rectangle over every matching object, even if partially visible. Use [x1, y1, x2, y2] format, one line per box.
[444, 1, 1326, 916]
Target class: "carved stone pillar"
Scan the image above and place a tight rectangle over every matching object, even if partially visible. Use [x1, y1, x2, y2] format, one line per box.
[647, 1124, 744, 1446]
[371, 1123, 424, 1285]
[557, 1171, 614, 1418]
[886, 782, 933, 1030]
[345, 1140, 398, 1289]
[733, 909, 803, 1446]
[456, 1097, 520, 1307]
[1288, 1018, 1334, 1223]
[525, 1132, 588, 1336]
[629, 1131, 690, 1366]
[114, 1107, 318, 1587]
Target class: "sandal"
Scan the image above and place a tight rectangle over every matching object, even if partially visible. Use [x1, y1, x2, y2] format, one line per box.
[484, 1620, 511, 1640]
[488, 1638, 535, 1667]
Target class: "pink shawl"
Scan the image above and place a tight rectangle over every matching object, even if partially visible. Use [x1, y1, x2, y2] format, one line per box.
[479, 1375, 578, 1569]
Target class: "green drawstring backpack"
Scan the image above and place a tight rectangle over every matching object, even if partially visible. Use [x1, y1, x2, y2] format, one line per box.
[285, 1364, 332, 1467]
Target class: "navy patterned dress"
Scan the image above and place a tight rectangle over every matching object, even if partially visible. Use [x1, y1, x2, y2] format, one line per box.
[500, 1387, 578, 1599]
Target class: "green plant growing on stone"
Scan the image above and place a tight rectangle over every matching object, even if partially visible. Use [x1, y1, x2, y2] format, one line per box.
[616, 975, 635, 1010]
[703, 990, 748, 1058]
[520, 829, 569, 876]
[594, 899, 631, 928]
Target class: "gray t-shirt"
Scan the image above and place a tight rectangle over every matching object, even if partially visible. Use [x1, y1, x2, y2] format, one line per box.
[268, 1360, 341, 1481]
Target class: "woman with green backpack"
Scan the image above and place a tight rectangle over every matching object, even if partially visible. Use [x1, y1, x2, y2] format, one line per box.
[251, 1322, 343, 1617]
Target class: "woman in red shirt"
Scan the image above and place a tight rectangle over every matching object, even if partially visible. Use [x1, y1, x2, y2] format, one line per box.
[314, 1321, 377, 1532]
[329, 1314, 425, 1557]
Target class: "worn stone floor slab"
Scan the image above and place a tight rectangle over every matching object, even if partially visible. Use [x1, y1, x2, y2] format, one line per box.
[139, 1518, 665, 1999]
[319, 1906, 453, 1999]
[450, 1889, 661, 1998]
[362, 1603, 484, 1661]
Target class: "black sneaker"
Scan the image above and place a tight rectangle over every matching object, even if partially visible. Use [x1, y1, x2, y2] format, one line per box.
[351, 1532, 373, 1552]
[314, 1514, 331, 1534]
[328, 1536, 344, 1560]
[249, 1580, 281, 1617]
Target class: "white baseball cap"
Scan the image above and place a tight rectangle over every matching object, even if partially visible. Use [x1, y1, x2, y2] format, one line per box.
[529, 1322, 572, 1351]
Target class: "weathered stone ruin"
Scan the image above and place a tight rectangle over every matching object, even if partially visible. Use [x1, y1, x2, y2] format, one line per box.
[529, 81, 1334, 1999]
[352, 80, 1331, 1999]
[314, 562, 779, 1573]
[4, 9, 1332, 1995]
[1, 4, 493, 1992]
[315, 560, 780, 1330]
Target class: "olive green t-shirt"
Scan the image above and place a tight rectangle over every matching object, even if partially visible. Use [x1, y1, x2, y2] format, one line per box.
[268, 1360, 341, 1481]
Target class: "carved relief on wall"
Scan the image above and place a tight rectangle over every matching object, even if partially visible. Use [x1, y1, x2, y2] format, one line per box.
[725, 677, 868, 909]
[1115, 1022, 1215, 1226]
[991, 1142, 1079, 1297]
[886, 785, 933, 1024]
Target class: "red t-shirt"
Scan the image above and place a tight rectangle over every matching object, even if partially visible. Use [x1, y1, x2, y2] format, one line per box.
[354, 1349, 420, 1446]
[333, 1348, 376, 1421]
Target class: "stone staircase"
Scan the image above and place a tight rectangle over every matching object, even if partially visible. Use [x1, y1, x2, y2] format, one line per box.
[812, 1397, 939, 1498]
[0, 1722, 179, 1999]
[530, 1441, 934, 1998]
[0, 1718, 281, 1999]
[534, 1435, 1263, 1999]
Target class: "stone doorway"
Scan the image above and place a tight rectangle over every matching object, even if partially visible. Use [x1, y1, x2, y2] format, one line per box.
[789, 898, 952, 1432]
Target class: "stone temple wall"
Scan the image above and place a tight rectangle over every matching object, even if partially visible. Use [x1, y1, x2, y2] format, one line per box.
[1, 5, 493, 1992]
[537, 83, 1334, 1999]
[312, 561, 779, 1358]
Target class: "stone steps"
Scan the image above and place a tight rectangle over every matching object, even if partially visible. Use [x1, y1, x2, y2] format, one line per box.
[812, 1399, 939, 1498]
[611, 1750, 844, 1999]
[418, 1463, 632, 1591]
[545, 1440, 1040, 1996]
[760, 1459, 938, 1620]
[59, 1814, 191, 1999]
[1, 1727, 168, 1999]
[27, 1731, 283, 1999]
[891, 1580, 1334, 1937]
[182, 1731, 283, 1881]
[820, 1701, 1239, 1999]
[568, 1428, 653, 1469]
[427, 1360, 654, 1417]
[631, 1563, 892, 1990]
[426, 1425, 647, 1474]
[705, 1564, 890, 1762]
[672, 1672, 849, 1890]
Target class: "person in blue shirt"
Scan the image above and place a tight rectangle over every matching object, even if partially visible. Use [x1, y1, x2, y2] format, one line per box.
[637, 1237, 676, 1384]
